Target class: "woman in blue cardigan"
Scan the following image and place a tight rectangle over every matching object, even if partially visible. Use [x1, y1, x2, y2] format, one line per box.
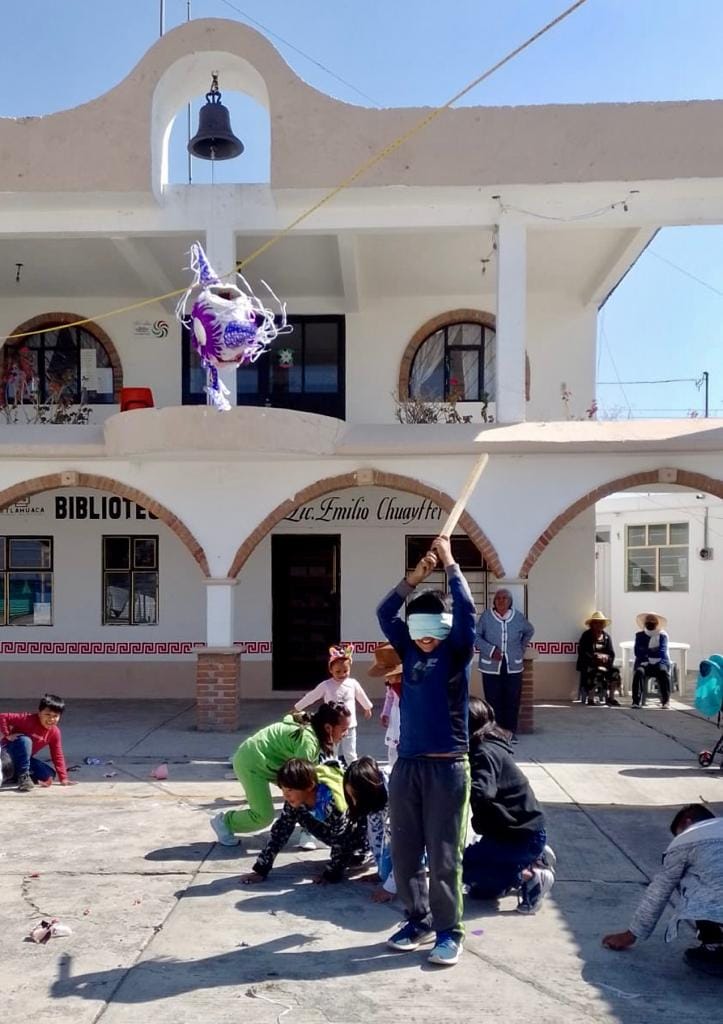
[476, 589, 535, 739]
[633, 612, 671, 708]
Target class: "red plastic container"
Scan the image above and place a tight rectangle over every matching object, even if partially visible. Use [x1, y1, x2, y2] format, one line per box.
[120, 387, 154, 412]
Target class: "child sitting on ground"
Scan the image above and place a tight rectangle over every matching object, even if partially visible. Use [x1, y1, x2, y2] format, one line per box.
[603, 804, 723, 976]
[211, 703, 351, 847]
[240, 758, 363, 884]
[377, 534, 475, 968]
[294, 644, 373, 763]
[344, 755, 396, 903]
[0, 694, 75, 791]
[463, 697, 555, 914]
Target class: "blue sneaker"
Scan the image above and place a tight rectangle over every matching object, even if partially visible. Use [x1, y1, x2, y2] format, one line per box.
[387, 920, 435, 952]
[210, 811, 240, 847]
[428, 931, 463, 966]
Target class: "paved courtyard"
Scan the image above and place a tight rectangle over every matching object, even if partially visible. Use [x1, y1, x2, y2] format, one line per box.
[1, 696, 722, 1023]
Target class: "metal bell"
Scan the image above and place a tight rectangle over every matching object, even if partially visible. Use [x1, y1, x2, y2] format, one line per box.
[188, 74, 244, 162]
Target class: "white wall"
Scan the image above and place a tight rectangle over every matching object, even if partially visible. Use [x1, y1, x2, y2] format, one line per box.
[526, 293, 597, 422]
[0, 487, 204, 651]
[0, 297, 182, 411]
[597, 491, 723, 667]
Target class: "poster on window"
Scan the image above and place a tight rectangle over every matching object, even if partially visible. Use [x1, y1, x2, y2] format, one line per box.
[95, 367, 114, 395]
[80, 348, 98, 392]
[33, 602, 52, 625]
[631, 567, 642, 587]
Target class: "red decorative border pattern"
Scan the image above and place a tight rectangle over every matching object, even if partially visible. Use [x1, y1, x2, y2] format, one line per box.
[530, 641, 577, 656]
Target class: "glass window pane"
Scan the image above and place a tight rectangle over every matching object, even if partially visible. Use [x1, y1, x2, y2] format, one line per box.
[0, 539, 5, 572]
[448, 348, 480, 401]
[410, 331, 445, 401]
[659, 548, 688, 591]
[8, 572, 52, 625]
[270, 325, 303, 395]
[236, 363, 260, 395]
[303, 322, 339, 393]
[647, 524, 667, 546]
[669, 522, 689, 545]
[44, 327, 79, 403]
[133, 572, 158, 624]
[79, 328, 114, 405]
[0, 581, 4, 624]
[627, 548, 656, 591]
[104, 537, 130, 570]
[2, 344, 39, 403]
[9, 538, 51, 569]
[596, 529, 611, 543]
[105, 572, 131, 624]
[133, 538, 157, 569]
[627, 525, 646, 547]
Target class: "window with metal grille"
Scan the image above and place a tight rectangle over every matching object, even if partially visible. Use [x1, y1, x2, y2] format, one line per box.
[408, 322, 495, 403]
[103, 536, 159, 625]
[405, 535, 488, 612]
[626, 522, 689, 592]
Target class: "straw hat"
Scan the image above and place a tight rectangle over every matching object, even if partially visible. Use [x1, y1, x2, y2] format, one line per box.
[368, 642, 402, 678]
[636, 612, 668, 630]
[584, 610, 610, 627]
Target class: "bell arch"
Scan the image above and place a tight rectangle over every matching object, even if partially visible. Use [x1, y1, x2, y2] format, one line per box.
[0, 472, 210, 576]
[519, 467, 723, 577]
[227, 469, 504, 578]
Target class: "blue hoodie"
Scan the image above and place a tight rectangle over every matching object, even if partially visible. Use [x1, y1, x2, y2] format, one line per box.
[376, 564, 476, 757]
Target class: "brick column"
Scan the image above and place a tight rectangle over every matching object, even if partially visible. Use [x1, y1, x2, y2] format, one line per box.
[196, 648, 241, 731]
[518, 651, 536, 734]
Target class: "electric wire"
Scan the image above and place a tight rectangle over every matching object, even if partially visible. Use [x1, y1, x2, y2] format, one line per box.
[1, 0, 591, 341]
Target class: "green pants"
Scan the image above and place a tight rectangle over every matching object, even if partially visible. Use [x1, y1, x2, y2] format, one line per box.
[224, 747, 276, 835]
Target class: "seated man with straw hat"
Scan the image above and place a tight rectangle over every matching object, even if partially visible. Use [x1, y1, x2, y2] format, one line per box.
[632, 613, 671, 709]
[576, 611, 621, 707]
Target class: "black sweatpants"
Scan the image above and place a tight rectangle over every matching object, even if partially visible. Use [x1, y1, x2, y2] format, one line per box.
[388, 756, 470, 939]
[632, 663, 671, 706]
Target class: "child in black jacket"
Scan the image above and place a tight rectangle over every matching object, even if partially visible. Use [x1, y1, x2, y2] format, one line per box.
[463, 697, 555, 914]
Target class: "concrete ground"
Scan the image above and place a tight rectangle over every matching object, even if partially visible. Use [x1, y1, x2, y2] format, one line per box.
[1, 696, 722, 1024]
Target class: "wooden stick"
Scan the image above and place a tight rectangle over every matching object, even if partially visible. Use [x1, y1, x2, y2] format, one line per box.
[440, 453, 489, 537]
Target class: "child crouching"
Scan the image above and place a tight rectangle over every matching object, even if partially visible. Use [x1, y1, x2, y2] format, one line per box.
[0, 694, 75, 791]
[344, 755, 396, 902]
[241, 758, 364, 885]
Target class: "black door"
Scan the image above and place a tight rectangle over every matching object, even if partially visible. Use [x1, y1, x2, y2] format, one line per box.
[271, 534, 341, 691]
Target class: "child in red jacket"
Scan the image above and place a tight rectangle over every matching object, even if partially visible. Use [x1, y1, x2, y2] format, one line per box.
[0, 694, 75, 792]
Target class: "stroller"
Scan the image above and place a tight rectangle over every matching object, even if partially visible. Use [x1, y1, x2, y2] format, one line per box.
[694, 656, 723, 770]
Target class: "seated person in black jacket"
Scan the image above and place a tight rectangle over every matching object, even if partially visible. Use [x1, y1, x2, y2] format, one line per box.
[576, 610, 621, 706]
[463, 697, 556, 914]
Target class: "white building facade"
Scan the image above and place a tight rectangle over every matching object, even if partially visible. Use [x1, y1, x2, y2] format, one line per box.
[2, 20, 723, 728]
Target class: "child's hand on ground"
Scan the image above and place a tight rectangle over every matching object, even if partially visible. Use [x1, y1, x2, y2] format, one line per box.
[240, 872, 264, 885]
[430, 535, 454, 567]
[60, 779, 78, 787]
[380, 714, 390, 728]
[363, 707, 372, 720]
[406, 551, 438, 586]
[602, 930, 636, 950]
[371, 887, 394, 903]
[312, 873, 331, 885]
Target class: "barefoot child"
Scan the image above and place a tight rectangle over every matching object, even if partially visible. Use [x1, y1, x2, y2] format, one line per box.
[0, 694, 75, 791]
[377, 534, 475, 967]
[294, 644, 373, 763]
[241, 758, 362, 885]
[211, 703, 351, 846]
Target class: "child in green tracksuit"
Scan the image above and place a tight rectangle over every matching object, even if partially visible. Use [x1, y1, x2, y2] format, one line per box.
[210, 703, 350, 847]
[241, 758, 363, 884]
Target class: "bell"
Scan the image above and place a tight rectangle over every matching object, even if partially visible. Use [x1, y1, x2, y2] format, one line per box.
[188, 74, 244, 162]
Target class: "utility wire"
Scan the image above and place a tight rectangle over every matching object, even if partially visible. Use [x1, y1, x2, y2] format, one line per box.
[598, 377, 699, 385]
[648, 248, 723, 300]
[215, 0, 382, 106]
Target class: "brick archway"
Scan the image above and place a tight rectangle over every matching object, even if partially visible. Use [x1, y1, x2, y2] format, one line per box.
[0, 472, 209, 575]
[519, 467, 723, 577]
[398, 308, 530, 402]
[228, 469, 504, 577]
[5, 312, 123, 401]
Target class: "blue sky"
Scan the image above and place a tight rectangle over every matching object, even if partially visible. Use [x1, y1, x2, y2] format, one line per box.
[2, 0, 723, 416]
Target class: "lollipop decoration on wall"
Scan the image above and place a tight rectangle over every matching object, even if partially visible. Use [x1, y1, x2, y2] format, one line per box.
[176, 242, 289, 410]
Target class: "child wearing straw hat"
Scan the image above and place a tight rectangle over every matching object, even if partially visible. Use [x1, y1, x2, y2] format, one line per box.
[369, 643, 403, 767]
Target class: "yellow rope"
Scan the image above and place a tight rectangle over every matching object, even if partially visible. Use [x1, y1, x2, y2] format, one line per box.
[1, 0, 589, 343]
